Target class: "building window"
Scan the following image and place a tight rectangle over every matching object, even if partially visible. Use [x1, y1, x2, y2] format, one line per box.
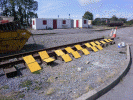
[84, 20, 86, 24]
[33, 20, 35, 25]
[63, 20, 66, 24]
[43, 20, 47, 25]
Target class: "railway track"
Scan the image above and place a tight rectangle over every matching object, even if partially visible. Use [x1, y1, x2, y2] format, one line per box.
[0, 37, 115, 78]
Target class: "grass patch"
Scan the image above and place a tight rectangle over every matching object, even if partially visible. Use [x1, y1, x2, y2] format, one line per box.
[47, 76, 55, 83]
[105, 70, 108, 72]
[0, 85, 9, 90]
[97, 77, 104, 83]
[72, 71, 75, 74]
[19, 94, 25, 98]
[46, 88, 55, 95]
[60, 80, 67, 83]
[58, 72, 60, 76]
[0, 95, 14, 100]
[34, 86, 42, 90]
[72, 93, 80, 98]
[66, 73, 69, 76]
[19, 80, 32, 88]
[106, 71, 116, 78]
[72, 65, 76, 68]
[32, 70, 40, 74]
[85, 85, 94, 92]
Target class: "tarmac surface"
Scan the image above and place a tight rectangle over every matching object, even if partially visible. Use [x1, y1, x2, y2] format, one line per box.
[97, 27, 133, 100]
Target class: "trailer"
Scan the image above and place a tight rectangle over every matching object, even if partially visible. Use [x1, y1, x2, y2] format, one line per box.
[73, 18, 88, 28]
[32, 18, 73, 30]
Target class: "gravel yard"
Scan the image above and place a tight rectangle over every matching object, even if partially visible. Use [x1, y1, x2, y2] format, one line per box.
[0, 28, 128, 99]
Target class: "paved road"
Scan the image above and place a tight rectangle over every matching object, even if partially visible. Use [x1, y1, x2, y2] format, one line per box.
[97, 27, 133, 100]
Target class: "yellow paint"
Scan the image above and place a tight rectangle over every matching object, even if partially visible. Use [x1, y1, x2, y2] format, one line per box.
[71, 51, 81, 59]
[85, 43, 92, 48]
[65, 47, 74, 53]
[91, 47, 98, 52]
[95, 41, 101, 45]
[43, 58, 55, 63]
[39, 51, 55, 63]
[82, 49, 90, 55]
[90, 42, 97, 46]
[96, 45, 103, 50]
[55, 49, 65, 56]
[39, 51, 50, 59]
[0, 29, 31, 53]
[23, 55, 36, 64]
[100, 41, 106, 44]
[62, 54, 72, 62]
[23, 55, 41, 72]
[108, 39, 113, 41]
[27, 62, 41, 72]
[104, 39, 110, 42]
[74, 45, 83, 50]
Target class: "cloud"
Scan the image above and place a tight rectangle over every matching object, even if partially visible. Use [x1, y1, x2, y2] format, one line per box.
[78, 0, 101, 6]
[37, 1, 72, 15]
[96, 14, 100, 17]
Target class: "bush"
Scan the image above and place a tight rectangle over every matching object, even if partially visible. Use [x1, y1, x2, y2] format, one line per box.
[47, 27, 53, 30]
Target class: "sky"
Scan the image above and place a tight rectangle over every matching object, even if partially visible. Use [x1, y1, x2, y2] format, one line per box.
[35, 0, 133, 20]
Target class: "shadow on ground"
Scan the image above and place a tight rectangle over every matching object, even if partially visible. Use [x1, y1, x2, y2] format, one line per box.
[0, 43, 45, 57]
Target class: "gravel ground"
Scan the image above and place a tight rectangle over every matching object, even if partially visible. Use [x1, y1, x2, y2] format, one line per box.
[0, 28, 128, 100]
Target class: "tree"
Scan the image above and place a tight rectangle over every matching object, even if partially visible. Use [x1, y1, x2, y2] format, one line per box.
[82, 11, 93, 20]
[118, 18, 127, 23]
[110, 15, 118, 21]
[1, 0, 38, 26]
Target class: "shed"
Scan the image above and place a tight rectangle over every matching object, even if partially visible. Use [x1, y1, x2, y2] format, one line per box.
[73, 18, 88, 28]
[32, 18, 73, 30]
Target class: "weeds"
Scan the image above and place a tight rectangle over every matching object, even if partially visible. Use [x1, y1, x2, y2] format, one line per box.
[19, 80, 32, 88]
[0, 85, 9, 90]
[85, 85, 94, 92]
[97, 77, 104, 83]
[34, 86, 42, 90]
[32, 70, 40, 74]
[19, 94, 25, 98]
[47, 76, 54, 83]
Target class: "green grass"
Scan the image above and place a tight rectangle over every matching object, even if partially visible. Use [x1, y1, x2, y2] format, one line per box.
[47, 76, 54, 83]
[0, 95, 14, 100]
[0, 85, 9, 90]
[19, 94, 25, 98]
[32, 70, 40, 74]
[19, 80, 32, 88]
[34, 86, 42, 90]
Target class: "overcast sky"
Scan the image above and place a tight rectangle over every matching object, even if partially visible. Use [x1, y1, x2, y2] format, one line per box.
[35, 0, 133, 20]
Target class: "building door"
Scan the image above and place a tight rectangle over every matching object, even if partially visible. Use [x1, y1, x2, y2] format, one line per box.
[53, 20, 57, 29]
[71, 20, 74, 28]
[76, 20, 79, 28]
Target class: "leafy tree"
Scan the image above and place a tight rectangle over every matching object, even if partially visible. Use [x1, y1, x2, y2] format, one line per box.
[126, 19, 133, 25]
[1, 0, 38, 26]
[92, 18, 107, 25]
[118, 18, 127, 23]
[83, 11, 93, 20]
[110, 15, 118, 21]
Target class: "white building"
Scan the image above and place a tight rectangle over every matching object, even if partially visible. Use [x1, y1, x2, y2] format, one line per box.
[73, 18, 88, 28]
[32, 18, 73, 30]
